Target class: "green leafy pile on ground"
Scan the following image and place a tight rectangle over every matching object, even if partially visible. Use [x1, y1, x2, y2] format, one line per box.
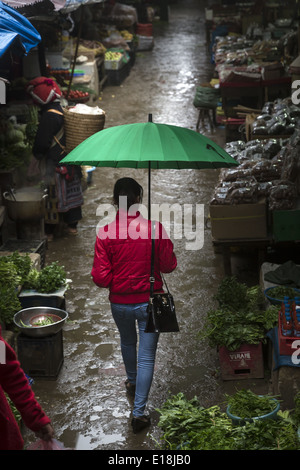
[200, 276, 278, 351]
[156, 392, 300, 451]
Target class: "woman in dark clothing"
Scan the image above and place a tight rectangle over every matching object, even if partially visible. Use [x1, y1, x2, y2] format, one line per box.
[27, 77, 83, 240]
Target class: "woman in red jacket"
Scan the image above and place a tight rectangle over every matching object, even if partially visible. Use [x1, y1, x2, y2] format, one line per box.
[0, 329, 54, 450]
[91, 177, 177, 433]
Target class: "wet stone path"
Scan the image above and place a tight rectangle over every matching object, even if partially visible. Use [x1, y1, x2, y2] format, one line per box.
[23, 0, 250, 451]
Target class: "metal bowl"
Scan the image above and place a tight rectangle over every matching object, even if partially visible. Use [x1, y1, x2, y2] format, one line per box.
[14, 306, 68, 337]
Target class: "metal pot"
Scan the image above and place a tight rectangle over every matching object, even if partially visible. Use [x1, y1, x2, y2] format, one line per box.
[3, 187, 47, 221]
[13, 306, 68, 338]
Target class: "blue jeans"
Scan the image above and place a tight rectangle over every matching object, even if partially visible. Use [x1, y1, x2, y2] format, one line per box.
[111, 302, 159, 417]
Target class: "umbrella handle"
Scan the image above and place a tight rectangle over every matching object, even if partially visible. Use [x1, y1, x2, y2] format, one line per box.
[148, 114, 152, 219]
[148, 161, 151, 220]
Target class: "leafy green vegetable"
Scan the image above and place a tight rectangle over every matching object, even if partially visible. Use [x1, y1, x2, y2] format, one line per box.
[23, 262, 66, 293]
[200, 277, 278, 350]
[0, 285, 21, 325]
[214, 276, 248, 312]
[156, 393, 300, 450]
[226, 389, 278, 419]
[156, 393, 234, 450]
[23, 268, 40, 290]
[267, 286, 298, 301]
[36, 262, 66, 293]
[31, 315, 56, 326]
[4, 252, 32, 283]
[293, 391, 300, 425]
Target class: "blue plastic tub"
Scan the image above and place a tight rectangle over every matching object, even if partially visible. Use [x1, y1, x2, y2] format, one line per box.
[264, 286, 300, 306]
[226, 397, 280, 425]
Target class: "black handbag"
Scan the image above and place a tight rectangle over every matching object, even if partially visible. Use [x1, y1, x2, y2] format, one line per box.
[145, 222, 179, 333]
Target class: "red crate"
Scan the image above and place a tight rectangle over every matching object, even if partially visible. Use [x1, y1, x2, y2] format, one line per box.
[219, 343, 264, 380]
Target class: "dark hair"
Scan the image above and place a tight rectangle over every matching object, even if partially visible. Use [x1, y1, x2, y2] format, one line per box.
[113, 177, 143, 209]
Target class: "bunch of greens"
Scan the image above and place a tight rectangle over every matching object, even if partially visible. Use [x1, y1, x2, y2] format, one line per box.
[24, 262, 66, 293]
[156, 393, 299, 451]
[267, 286, 298, 301]
[0, 256, 23, 324]
[226, 389, 278, 419]
[293, 391, 300, 425]
[3, 252, 32, 283]
[200, 276, 278, 350]
[230, 418, 299, 450]
[156, 393, 233, 450]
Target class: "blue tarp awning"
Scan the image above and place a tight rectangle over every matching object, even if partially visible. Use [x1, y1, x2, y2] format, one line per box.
[0, 0, 41, 57]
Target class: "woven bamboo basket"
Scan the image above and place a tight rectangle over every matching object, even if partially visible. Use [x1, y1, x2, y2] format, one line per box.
[63, 107, 106, 153]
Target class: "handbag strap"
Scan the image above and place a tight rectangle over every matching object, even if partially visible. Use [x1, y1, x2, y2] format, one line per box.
[149, 220, 155, 299]
[149, 221, 170, 298]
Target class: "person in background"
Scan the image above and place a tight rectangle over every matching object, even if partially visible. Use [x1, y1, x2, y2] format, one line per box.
[26, 77, 83, 241]
[0, 328, 54, 450]
[91, 177, 177, 433]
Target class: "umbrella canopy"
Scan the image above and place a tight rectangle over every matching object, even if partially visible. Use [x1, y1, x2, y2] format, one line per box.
[61, 117, 238, 217]
[61, 121, 238, 170]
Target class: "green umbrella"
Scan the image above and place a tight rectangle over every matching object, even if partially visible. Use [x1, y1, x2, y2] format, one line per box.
[61, 114, 238, 216]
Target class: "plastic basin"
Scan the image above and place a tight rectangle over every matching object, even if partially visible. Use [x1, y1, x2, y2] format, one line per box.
[264, 286, 300, 306]
[226, 397, 280, 425]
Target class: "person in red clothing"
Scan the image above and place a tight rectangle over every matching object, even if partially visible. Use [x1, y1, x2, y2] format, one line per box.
[91, 177, 177, 433]
[0, 329, 54, 450]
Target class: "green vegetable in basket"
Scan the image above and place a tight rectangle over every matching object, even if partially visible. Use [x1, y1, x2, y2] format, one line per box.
[226, 389, 277, 419]
[267, 286, 298, 300]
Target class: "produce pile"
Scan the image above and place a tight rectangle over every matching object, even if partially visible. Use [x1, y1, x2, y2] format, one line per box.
[226, 389, 278, 419]
[105, 51, 123, 62]
[266, 286, 300, 302]
[156, 391, 300, 450]
[23, 261, 67, 293]
[0, 253, 66, 325]
[62, 89, 90, 102]
[211, 100, 300, 211]
[200, 276, 278, 351]
[0, 107, 38, 170]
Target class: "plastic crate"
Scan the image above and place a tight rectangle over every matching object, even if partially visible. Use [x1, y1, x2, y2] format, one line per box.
[136, 23, 153, 37]
[278, 311, 300, 356]
[105, 55, 123, 70]
[0, 238, 46, 268]
[17, 330, 63, 379]
[219, 343, 264, 380]
[18, 285, 67, 310]
[136, 35, 154, 51]
[106, 60, 131, 86]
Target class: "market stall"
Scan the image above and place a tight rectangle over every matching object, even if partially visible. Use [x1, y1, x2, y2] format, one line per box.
[209, 96, 300, 275]
[261, 261, 300, 409]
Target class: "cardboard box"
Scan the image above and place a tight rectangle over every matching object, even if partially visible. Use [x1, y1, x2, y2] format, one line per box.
[210, 201, 267, 240]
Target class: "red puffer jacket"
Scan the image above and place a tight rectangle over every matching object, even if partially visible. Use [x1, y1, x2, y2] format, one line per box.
[0, 329, 51, 450]
[91, 210, 177, 304]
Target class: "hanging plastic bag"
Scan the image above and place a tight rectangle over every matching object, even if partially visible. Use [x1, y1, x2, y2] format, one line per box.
[27, 438, 72, 450]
